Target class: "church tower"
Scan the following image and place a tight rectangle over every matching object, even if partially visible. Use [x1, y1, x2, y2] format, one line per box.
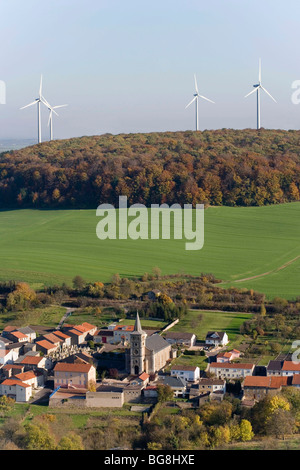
[130, 312, 147, 376]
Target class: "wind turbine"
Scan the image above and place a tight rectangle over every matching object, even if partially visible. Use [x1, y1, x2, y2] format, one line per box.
[20, 75, 48, 144]
[245, 59, 277, 130]
[42, 98, 68, 141]
[185, 74, 215, 131]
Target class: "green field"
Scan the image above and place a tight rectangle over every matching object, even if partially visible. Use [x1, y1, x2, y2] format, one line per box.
[0, 203, 299, 299]
[169, 309, 251, 342]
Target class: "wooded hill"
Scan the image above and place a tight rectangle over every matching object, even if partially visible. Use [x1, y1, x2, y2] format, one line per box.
[1, 128, 300, 208]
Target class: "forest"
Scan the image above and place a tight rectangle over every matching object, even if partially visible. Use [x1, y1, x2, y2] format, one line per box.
[0, 128, 300, 208]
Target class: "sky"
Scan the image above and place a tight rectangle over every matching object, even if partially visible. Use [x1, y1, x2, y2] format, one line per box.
[0, 0, 300, 140]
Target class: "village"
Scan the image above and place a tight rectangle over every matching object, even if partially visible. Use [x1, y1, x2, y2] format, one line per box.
[1, 308, 299, 412]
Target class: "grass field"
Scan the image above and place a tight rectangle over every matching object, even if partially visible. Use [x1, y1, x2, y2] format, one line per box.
[0, 202, 299, 299]
[169, 309, 251, 342]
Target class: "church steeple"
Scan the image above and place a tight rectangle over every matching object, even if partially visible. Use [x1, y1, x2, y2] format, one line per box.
[134, 311, 144, 333]
[130, 311, 147, 376]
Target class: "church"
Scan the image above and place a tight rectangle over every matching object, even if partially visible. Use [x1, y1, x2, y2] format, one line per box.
[126, 313, 173, 375]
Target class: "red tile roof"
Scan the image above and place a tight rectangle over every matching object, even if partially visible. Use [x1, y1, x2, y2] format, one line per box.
[244, 376, 270, 387]
[68, 329, 84, 336]
[20, 356, 43, 365]
[36, 340, 57, 351]
[54, 363, 93, 373]
[292, 375, 300, 385]
[282, 361, 300, 371]
[139, 373, 150, 381]
[14, 371, 36, 382]
[53, 331, 70, 340]
[1, 379, 31, 388]
[10, 331, 27, 340]
[244, 376, 289, 389]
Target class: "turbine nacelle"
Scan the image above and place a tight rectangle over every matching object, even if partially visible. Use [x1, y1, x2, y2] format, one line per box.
[185, 74, 215, 131]
[245, 59, 277, 130]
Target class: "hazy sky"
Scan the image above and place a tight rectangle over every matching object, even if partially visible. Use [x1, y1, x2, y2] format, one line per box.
[1, 0, 300, 140]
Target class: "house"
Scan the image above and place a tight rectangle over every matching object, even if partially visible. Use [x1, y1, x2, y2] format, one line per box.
[205, 331, 229, 347]
[1, 364, 25, 378]
[42, 333, 64, 348]
[216, 349, 241, 363]
[5, 330, 28, 344]
[93, 329, 114, 344]
[158, 376, 186, 397]
[112, 324, 134, 344]
[216, 352, 233, 363]
[164, 332, 196, 348]
[54, 362, 96, 390]
[62, 352, 94, 365]
[281, 361, 300, 376]
[0, 348, 19, 366]
[189, 378, 226, 402]
[36, 339, 58, 355]
[17, 355, 47, 371]
[63, 323, 97, 345]
[198, 378, 226, 394]
[81, 322, 97, 337]
[208, 362, 255, 379]
[143, 385, 158, 398]
[243, 376, 291, 401]
[0, 379, 32, 402]
[52, 330, 72, 347]
[13, 370, 44, 388]
[135, 372, 150, 387]
[170, 365, 200, 382]
[17, 327, 36, 343]
[266, 360, 283, 376]
[292, 375, 300, 388]
[147, 289, 161, 301]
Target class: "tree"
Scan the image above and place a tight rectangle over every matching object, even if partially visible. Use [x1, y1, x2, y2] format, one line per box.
[266, 409, 295, 439]
[157, 384, 174, 403]
[22, 423, 56, 450]
[57, 433, 84, 450]
[239, 419, 254, 442]
[6, 282, 37, 311]
[88, 380, 96, 392]
[72, 275, 86, 291]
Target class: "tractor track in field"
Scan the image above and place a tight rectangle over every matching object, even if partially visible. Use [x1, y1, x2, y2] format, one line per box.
[230, 254, 300, 284]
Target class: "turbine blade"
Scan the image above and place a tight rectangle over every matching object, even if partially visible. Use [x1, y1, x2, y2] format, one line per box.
[47, 111, 52, 127]
[245, 88, 258, 98]
[41, 97, 59, 116]
[53, 104, 68, 109]
[199, 95, 215, 104]
[185, 96, 197, 109]
[39, 75, 43, 98]
[261, 86, 277, 103]
[194, 74, 199, 94]
[20, 100, 37, 110]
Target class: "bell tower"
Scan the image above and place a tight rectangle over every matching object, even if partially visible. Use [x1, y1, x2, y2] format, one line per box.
[130, 312, 147, 376]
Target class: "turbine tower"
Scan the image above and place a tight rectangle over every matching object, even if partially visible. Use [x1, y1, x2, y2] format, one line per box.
[43, 98, 68, 141]
[245, 59, 277, 130]
[185, 74, 215, 131]
[20, 75, 48, 144]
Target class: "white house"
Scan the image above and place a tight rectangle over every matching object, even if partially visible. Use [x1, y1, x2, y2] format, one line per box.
[0, 379, 32, 402]
[205, 331, 229, 347]
[0, 346, 19, 366]
[164, 332, 196, 348]
[170, 365, 200, 382]
[209, 362, 255, 379]
[281, 361, 300, 376]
